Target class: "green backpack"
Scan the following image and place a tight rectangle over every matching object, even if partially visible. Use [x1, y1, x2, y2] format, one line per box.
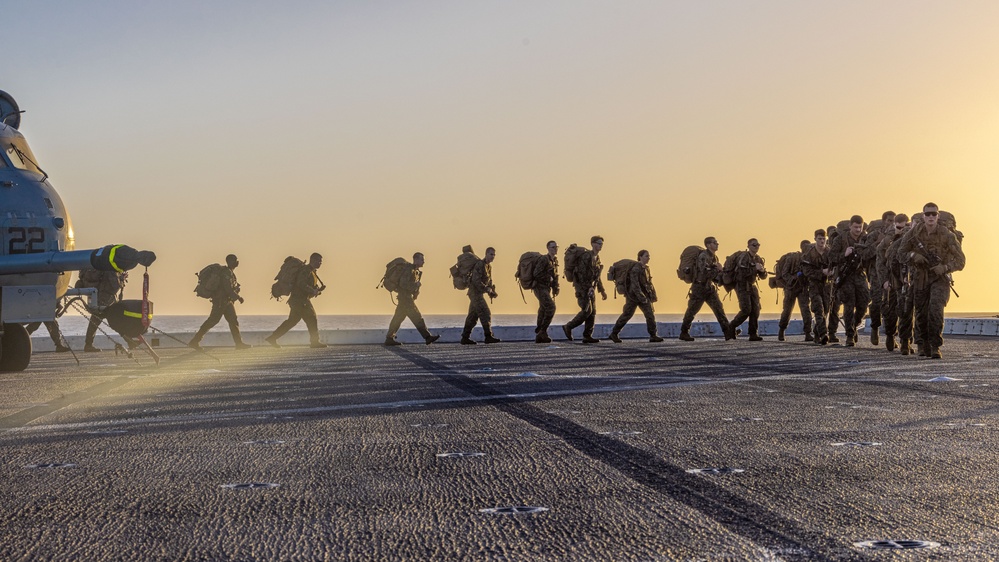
[194, 263, 227, 299]
[271, 256, 306, 300]
[563, 244, 588, 283]
[607, 259, 637, 297]
[379, 258, 410, 293]
[676, 245, 703, 284]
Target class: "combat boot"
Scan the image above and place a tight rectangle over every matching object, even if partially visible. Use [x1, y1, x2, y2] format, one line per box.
[777, 327, 786, 342]
[582, 336, 600, 344]
[804, 333, 814, 342]
[484, 335, 502, 344]
[827, 334, 840, 343]
[870, 329, 879, 346]
[679, 331, 695, 342]
[900, 340, 912, 355]
[885, 336, 896, 352]
[562, 324, 574, 341]
[748, 335, 763, 342]
[425, 334, 441, 345]
[55, 344, 71, 352]
[818, 334, 828, 345]
[235, 343, 252, 350]
[919, 343, 930, 357]
[608, 332, 622, 343]
[931, 348, 942, 359]
[649, 335, 664, 343]
[384, 337, 402, 346]
[461, 337, 477, 345]
[310, 342, 328, 349]
[535, 334, 551, 344]
[724, 326, 737, 341]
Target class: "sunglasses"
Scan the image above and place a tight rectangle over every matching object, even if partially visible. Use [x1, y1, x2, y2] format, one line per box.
[924, 211, 938, 217]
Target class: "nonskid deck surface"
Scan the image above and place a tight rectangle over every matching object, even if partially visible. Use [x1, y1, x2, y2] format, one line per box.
[1, 336, 997, 560]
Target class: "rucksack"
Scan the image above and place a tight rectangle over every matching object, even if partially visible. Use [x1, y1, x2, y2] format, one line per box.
[271, 256, 306, 300]
[194, 263, 227, 299]
[450, 251, 480, 290]
[676, 245, 703, 284]
[563, 244, 587, 283]
[379, 258, 410, 293]
[515, 251, 544, 290]
[607, 259, 638, 297]
[721, 251, 747, 292]
[773, 251, 802, 289]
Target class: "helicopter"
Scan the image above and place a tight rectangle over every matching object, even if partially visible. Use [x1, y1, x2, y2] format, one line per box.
[0, 89, 156, 371]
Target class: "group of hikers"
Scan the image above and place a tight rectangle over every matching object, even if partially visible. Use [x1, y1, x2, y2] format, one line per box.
[180, 202, 963, 360]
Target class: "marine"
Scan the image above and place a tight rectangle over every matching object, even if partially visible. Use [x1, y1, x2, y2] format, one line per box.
[608, 250, 663, 343]
[729, 238, 767, 341]
[876, 214, 910, 352]
[828, 216, 870, 347]
[894, 202, 965, 358]
[75, 267, 128, 352]
[776, 240, 813, 342]
[863, 211, 895, 345]
[384, 252, 440, 346]
[801, 229, 832, 344]
[189, 254, 251, 350]
[461, 247, 500, 345]
[532, 241, 560, 344]
[679, 237, 734, 341]
[563, 236, 608, 344]
[265, 252, 327, 348]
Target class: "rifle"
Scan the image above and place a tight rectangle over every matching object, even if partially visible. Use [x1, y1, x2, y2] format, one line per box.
[832, 242, 866, 291]
[911, 241, 960, 298]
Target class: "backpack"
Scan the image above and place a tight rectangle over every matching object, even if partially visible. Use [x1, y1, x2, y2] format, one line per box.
[607, 259, 638, 297]
[563, 244, 587, 283]
[271, 256, 306, 300]
[773, 251, 802, 289]
[379, 258, 410, 293]
[194, 263, 227, 299]
[721, 251, 747, 292]
[450, 251, 480, 290]
[515, 252, 543, 290]
[676, 245, 703, 284]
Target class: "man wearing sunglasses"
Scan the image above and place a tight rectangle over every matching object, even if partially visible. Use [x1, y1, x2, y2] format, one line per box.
[896, 203, 965, 358]
[729, 239, 768, 341]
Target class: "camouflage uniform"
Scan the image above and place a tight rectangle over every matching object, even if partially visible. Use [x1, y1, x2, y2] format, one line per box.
[776, 252, 812, 339]
[876, 229, 907, 351]
[191, 266, 245, 347]
[801, 245, 831, 342]
[76, 268, 127, 350]
[269, 264, 322, 345]
[680, 251, 732, 337]
[610, 262, 659, 338]
[565, 250, 605, 339]
[462, 259, 497, 341]
[387, 263, 436, 342]
[895, 224, 965, 356]
[829, 232, 870, 344]
[863, 226, 889, 340]
[532, 255, 559, 337]
[729, 252, 767, 339]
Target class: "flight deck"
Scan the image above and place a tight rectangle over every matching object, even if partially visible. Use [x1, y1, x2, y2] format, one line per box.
[2, 332, 999, 560]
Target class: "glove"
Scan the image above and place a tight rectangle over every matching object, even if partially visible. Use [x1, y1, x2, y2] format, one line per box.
[552, 287, 560, 297]
[910, 252, 928, 266]
[930, 264, 948, 276]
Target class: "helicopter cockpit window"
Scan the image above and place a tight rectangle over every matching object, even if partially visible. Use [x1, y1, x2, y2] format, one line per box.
[5, 141, 42, 174]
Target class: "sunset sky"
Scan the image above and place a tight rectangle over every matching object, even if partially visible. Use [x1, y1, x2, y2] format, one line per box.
[6, 1, 998, 316]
